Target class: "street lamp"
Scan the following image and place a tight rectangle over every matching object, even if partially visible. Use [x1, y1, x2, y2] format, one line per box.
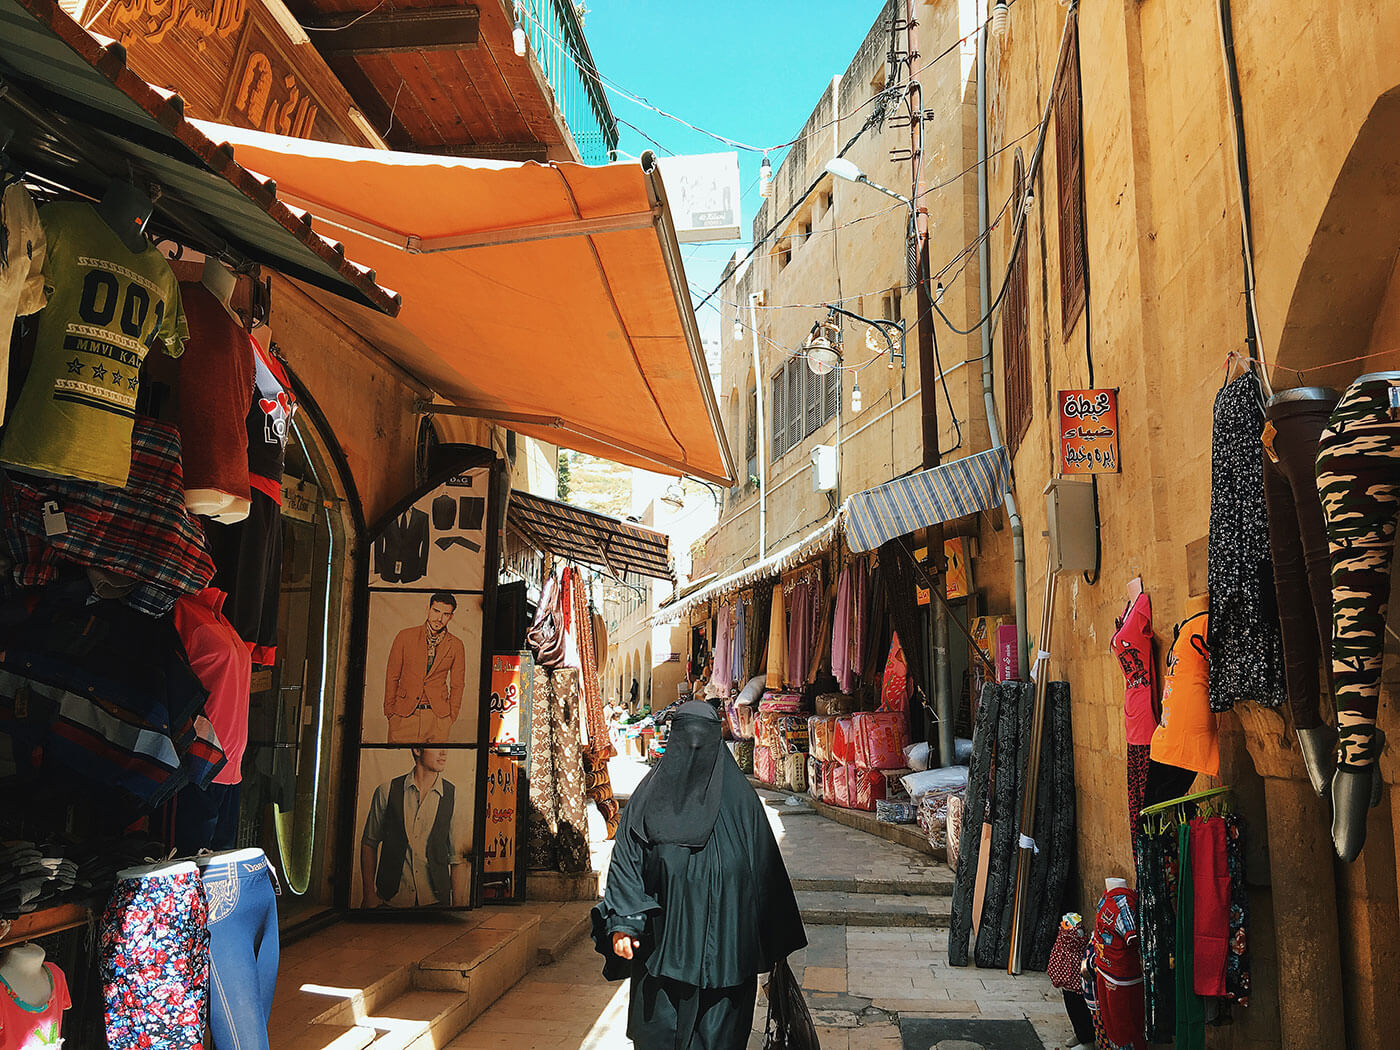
[824, 157, 913, 207]
[802, 319, 842, 375]
[805, 305, 906, 395]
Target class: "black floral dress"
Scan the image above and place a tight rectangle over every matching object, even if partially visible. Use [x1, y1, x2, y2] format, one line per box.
[1206, 372, 1287, 711]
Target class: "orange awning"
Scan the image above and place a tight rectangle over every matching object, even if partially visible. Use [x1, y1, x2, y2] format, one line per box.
[191, 122, 734, 485]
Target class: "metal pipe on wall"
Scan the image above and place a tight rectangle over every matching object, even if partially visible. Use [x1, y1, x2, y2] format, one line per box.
[977, 8, 1031, 681]
[749, 291, 768, 560]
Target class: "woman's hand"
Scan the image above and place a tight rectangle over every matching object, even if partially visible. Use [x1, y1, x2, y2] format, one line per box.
[612, 932, 640, 960]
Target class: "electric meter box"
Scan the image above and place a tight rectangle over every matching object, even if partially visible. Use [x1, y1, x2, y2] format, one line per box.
[811, 445, 837, 492]
[1045, 478, 1097, 575]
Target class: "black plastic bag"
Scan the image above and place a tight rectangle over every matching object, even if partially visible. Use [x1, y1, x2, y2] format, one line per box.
[762, 958, 820, 1050]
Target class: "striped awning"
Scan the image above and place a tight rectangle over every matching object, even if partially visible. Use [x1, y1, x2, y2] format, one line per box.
[507, 491, 673, 582]
[843, 447, 1012, 553]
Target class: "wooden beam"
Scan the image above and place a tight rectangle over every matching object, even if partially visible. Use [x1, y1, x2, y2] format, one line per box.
[436, 141, 549, 163]
[307, 7, 480, 57]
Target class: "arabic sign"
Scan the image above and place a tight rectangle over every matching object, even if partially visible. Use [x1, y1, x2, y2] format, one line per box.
[1058, 389, 1120, 475]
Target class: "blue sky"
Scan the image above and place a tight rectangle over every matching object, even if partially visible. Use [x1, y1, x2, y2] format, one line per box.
[582, 1, 890, 336]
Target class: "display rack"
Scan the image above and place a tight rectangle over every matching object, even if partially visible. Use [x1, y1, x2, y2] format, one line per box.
[0, 904, 91, 948]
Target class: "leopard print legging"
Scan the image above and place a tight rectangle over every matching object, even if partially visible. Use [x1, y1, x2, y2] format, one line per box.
[1315, 374, 1400, 768]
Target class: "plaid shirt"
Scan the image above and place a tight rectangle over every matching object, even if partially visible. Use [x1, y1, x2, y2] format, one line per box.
[1, 418, 215, 615]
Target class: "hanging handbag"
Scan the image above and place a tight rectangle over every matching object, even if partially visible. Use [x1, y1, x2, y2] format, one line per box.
[527, 574, 567, 669]
[763, 957, 820, 1050]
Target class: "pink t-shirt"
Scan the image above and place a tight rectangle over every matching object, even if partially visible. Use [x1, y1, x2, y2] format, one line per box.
[1111, 592, 1159, 746]
[0, 962, 70, 1050]
[173, 587, 253, 785]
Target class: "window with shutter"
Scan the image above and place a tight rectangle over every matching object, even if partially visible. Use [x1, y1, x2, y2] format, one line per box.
[825, 367, 840, 420]
[804, 364, 821, 438]
[745, 385, 758, 480]
[771, 372, 785, 459]
[786, 362, 801, 452]
[1055, 20, 1086, 334]
[1004, 152, 1033, 456]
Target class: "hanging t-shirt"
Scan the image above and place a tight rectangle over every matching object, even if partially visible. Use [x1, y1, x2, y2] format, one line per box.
[0, 961, 70, 1050]
[1111, 592, 1158, 746]
[0, 201, 187, 487]
[176, 281, 254, 522]
[1151, 611, 1219, 777]
[173, 587, 253, 785]
[246, 337, 295, 501]
[0, 182, 48, 422]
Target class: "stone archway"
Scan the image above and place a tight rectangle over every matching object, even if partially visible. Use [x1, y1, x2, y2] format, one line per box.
[1272, 85, 1400, 389]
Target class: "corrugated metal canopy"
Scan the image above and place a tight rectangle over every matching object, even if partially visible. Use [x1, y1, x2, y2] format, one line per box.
[508, 491, 672, 582]
[0, 0, 399, 315]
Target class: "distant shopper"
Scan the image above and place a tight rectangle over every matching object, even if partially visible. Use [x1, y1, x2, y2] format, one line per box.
[592, 701, 806, 1048]
[360, 747, 468, 907]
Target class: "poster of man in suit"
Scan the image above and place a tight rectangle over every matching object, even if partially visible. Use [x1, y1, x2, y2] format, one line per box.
[364, 590, 483, 744]
[368, 467, 490, 590]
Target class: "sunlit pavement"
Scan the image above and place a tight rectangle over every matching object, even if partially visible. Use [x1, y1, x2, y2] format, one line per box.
[447, 755, 1078, 1050]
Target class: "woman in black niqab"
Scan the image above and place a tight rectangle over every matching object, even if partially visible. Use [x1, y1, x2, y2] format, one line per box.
[591, 700, 807, 1049]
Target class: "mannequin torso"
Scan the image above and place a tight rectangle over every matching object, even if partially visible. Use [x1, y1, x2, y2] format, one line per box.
[95, 181, 154, 255]
[0, 944, 52, 1008]
[116, 858, 199, 881]
[200, 258, 239, 320]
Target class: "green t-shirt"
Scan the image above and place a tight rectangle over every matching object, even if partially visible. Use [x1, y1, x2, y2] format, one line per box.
[0, 201, 188, 487]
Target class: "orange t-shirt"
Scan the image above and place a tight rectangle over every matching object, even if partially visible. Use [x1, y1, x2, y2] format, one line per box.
[1150, 611, 1218, 776]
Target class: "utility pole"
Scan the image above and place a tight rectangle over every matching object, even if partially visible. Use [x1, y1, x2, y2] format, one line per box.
[907, 0, 956, 768]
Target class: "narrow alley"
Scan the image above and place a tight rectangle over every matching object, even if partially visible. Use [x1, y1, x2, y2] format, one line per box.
[441, 758, 1071, 1050]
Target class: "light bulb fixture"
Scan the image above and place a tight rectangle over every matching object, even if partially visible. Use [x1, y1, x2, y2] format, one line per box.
[851, 381, 863, 413]
[990, 1, 1010, 39]
[935, 281, 945, 305]
[512, 6, 527, 56]
[660, 484, 685, 510]
[1023, 184, 1034, 217]
[803, 319, 842, 376]
[759, 154, 773, 200]
[733, 319, 744, 342]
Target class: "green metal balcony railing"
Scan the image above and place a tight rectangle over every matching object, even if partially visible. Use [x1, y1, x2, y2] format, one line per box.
[516, 0, 619, 165]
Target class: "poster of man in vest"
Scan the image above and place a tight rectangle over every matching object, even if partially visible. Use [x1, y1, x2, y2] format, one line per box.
[362, 589, 483, 745]
[356, 746, 475, 908]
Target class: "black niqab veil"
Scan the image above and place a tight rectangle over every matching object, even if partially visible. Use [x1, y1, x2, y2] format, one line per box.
[632, 701, 726, 849]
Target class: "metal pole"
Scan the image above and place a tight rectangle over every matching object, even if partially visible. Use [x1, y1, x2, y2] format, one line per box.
[1008, 566, 1057, 974]
[749, 292, 768, 559]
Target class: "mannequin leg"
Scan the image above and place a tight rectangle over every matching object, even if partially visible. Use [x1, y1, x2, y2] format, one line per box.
[1315, 379, 1400, 859]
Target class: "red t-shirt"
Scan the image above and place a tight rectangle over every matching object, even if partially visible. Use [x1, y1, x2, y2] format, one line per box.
[176, 282, 254, 519]
[173, 587, 253, 785]
[0, 962, 70, 1050]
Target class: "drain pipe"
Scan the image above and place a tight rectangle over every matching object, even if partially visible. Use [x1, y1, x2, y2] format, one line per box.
[749, 291, 768, 559]
[978, 10, 1030, 679]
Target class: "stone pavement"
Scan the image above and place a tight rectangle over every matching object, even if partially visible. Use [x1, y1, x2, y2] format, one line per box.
[449, 757, 1076, 1050]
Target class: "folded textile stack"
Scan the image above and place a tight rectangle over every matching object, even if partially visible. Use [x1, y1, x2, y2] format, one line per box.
[876, 799, 918, 824]
[815, 693, 857, 716]
[754, 744, 777, 786]
[731, 739, 754, 774]
[0, 837, 166, 919]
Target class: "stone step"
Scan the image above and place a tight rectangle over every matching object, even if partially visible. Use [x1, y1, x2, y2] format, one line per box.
[796, 890, 952, 928]
[791, 874, 953, 897]
[360, 990, 473, 1050]
[533, 900, 595, 965]
[279, 1023, 377, 1050]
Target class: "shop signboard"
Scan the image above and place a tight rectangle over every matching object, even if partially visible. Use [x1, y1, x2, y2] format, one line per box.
[489, 654, 532, 749]
[483, 752, 518, 877]
[349, 448, 502, 911]
[1058, 388, 1120, 475]
[655, 152, 741, 243]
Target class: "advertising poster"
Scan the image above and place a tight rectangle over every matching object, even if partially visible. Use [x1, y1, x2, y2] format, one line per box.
[351, 747, 479, 910]
[351, 449, 500, 910]
[1058, 389, 1120, 475]
[483, 752, 518, 877]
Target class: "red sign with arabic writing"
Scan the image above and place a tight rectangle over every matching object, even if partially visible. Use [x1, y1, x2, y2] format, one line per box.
[1058, 389, 1120, 475]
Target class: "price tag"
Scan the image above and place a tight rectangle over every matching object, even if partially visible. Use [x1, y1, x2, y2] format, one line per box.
[42, 500, 68, 537]
[1260, 420, 1279, 463]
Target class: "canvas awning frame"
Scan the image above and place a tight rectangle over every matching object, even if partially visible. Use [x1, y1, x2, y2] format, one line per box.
[507, 490, 674, 583]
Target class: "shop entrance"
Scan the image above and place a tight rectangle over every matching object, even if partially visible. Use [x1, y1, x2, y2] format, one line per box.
[240, 409, 354, 926]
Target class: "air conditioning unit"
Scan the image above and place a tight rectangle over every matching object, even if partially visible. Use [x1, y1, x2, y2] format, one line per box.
[811, 444, 837, 492]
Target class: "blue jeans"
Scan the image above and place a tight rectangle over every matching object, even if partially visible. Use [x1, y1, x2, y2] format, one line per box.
[200, 852, 279, 1050]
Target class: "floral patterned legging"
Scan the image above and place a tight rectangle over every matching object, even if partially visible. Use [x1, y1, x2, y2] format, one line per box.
[100, 869, 209, 1050]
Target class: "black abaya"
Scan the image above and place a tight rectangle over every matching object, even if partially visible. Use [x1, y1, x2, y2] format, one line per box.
[592, 703, 806, 1049]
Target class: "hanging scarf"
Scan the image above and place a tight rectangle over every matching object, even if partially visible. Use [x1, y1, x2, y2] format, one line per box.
[765, 582, 787, 690]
